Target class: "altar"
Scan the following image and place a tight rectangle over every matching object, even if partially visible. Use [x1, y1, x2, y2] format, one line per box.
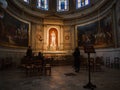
[33, 24, 75, 55]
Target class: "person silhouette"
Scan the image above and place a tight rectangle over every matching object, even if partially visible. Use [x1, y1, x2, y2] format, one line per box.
[26, 46, 32, 58]
[38, 52, 44, 70]
[73, 47, 81, 73]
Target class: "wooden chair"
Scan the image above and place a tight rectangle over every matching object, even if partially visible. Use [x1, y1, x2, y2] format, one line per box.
[33, 60, 43, 74]
[106, 57, 111, 68]
[81, 57, 87, 70]
[85, 58, 95, 72]
[90, 58, 95, 72]
[25, 64, 35, 76]
[21, 58, 34, 76]
[94, 57, 102, 71]
[44, 64, 51, 76]
[114, 57, 120, 69]
[44, 58, 52, 76]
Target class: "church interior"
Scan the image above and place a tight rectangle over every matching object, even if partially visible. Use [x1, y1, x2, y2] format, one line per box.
[0, 0, 120, 90]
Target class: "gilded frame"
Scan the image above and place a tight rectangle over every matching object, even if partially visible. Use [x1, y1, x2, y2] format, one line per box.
[0, 11, 31, 48]
[76, 11, 114, 49]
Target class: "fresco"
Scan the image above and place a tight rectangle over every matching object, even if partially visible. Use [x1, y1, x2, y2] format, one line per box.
[77, 14, 114, 48]
[0, 12, 29, 48]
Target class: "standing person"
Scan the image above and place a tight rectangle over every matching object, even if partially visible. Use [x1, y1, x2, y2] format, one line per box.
[38, 52, 44, 70]
[73, 47, 81, 73]
[26, 46, 32, 59]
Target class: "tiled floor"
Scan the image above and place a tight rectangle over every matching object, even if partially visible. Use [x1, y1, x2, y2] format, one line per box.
[0, 66, 120, 90]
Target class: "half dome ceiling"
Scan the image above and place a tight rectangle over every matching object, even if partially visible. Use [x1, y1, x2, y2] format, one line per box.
[6, 0, 113, 20]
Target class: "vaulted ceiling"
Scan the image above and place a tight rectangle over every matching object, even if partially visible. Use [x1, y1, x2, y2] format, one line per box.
[5, 0, 115, 24]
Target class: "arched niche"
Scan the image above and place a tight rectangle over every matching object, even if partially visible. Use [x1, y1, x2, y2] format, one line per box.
[48, 28, 58, 50]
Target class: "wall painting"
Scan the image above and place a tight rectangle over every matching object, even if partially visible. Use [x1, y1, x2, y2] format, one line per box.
[77, 14, 114, 48]
[0, 12, 30, 48]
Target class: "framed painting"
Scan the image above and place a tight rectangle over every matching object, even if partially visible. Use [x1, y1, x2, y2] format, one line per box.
[0, 11, 30, 48]
[77, 13, 114, 48]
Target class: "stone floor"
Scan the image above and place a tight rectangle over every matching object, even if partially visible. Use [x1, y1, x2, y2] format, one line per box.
[0, 66, 120, 90]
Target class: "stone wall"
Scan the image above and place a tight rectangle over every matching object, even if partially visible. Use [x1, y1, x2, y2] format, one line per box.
[116, 0, 120, 47]
[0, 48, 26, 65]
